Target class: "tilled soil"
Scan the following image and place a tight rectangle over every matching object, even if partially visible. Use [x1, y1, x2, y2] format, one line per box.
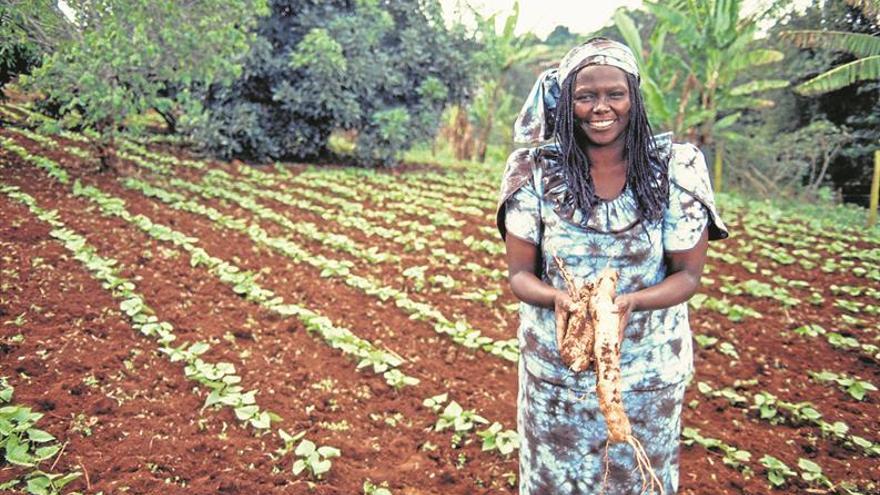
[1, 120, 878, 494]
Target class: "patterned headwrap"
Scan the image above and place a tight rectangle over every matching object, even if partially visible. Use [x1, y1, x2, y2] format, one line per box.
[513, 37, 641, 144]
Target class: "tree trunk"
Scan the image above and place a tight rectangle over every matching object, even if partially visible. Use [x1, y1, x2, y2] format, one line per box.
[452, 105, 473, 161]
[476, 82, 502, 163]
[153, 106, 178, 134]
[869, 150, 879, 227]
[476, 111, 493, 163]
[713, 140, 724, 194]
[809, 141, 839, 192]
[96, 127, 121, 174]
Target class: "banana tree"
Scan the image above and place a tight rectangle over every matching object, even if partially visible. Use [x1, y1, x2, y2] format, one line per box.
[779, 29, 880, 95]
[467, 1, 552, 162]
[616, 0, 789, 191]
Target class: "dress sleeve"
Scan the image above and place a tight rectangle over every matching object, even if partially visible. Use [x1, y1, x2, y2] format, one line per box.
[663, 182, 709, 251]
[495, 147, 539, 241]
[663, 143, 729, 252]
[505, 182, 541, 245]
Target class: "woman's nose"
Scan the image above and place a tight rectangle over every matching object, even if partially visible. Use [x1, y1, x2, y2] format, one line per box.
[593, 98, 611, 114]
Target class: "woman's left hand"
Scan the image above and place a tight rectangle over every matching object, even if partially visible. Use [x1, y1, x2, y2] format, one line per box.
[612, 293, 637, 344]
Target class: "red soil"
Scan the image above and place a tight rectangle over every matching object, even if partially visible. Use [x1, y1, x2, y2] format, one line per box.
[1, 120, 878, 494]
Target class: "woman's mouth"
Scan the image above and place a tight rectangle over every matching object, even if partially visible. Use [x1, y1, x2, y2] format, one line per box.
[586, 119, 616, 130]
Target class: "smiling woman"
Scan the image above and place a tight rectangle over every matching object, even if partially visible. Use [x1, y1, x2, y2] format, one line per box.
[496, 38, 729, 494]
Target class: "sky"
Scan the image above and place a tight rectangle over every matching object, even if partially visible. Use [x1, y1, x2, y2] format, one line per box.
[438, 0, 817, 39]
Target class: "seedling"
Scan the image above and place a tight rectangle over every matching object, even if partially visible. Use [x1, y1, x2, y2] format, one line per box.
[292, 439, 341, 480]
[798, 458, 833, 489]
[682, 427, 752, 475]
[434, 401, 488, 433]
[808, 370, 877, 400]
[760, 455, 796, 487]
[363, 479, 392, 495]
[476, 422, 520, 456]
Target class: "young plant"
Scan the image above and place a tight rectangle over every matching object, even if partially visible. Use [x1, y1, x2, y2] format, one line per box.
[363, 479, 392, 495]
[476, 422, 520, 456]
[760, 455, 796, 488]
[808, 370, 877, 401]
[434, 401, 488, 433]
[292, 439, 341, 480]
[798, 458, 833, 489]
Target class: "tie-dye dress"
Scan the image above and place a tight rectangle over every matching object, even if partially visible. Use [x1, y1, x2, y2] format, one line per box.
[495, 137, 728, 494]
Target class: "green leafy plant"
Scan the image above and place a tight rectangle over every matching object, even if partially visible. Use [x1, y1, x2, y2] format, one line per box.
[0, 377, 81, 494]
[476, 422, 520, 456]
[760, 455, 796, 488]
[363, 479, 392, 495]
[798, 458, 833, 489]
[292, 439, 341, 480]
[808, 370, 877, 400]
[434, 401, 488, 433]
[682, 427, 752, 474]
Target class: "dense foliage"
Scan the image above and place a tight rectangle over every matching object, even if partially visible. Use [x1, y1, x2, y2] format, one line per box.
[15, 0, 266, 169]
[615, 0, 789, 148]
[725, 0, 879, 203]
[0, 2, 56, 98]
[190, 0, 474, 166]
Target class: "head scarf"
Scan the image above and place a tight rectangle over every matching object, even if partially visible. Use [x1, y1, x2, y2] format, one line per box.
[513, 37, 641, 144]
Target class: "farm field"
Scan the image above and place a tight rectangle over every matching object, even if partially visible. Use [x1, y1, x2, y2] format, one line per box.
[1, 104, 879, 495]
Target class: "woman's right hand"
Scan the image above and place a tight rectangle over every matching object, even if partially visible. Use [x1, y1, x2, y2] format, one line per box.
[554, 290, 576, 350]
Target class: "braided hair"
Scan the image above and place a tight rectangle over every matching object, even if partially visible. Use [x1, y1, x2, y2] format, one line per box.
[553, 70, 668, 223]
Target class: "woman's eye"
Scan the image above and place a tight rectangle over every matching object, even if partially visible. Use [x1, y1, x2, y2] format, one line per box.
[610, 92, 625, 99]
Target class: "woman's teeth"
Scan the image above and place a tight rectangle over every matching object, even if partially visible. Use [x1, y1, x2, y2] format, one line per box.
[588, 119, 615, 130]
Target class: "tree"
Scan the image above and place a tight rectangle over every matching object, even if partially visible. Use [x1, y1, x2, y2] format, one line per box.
[545, 25, 579, 47]
[0, 2, 65, 98]
[467, 2, 553, 162]
[770, 0, 880, 204]
[190, 0, 474, 166]
[780, 0, 880, 95]
[19, 0, 267, 171]
[615, 1, 789, 147]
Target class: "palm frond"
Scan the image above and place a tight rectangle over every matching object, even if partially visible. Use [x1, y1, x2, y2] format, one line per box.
[729, 79, 789, 96]
[728, 48, 784, 73]
[716, 95, 775, 112]
[794, 55, 880, 95]
[780, 30, 880, 58]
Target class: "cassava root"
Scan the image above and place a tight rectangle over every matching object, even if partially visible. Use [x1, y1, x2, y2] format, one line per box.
[554, 258, 665, 495]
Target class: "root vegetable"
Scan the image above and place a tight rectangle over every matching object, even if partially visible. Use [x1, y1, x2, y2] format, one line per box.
[554, 260, 665, 495]
[555, 256, 596, 372]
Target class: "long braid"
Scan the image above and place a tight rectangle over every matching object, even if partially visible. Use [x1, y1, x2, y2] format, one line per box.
[555, 75, 597, 216]
[623, 73, 668, 222]
[553, 71, 668, 223]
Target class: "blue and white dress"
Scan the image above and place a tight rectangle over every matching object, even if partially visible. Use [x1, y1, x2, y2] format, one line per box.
[495, 136, 728, 495]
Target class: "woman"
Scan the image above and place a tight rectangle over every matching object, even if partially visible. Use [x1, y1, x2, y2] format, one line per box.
[496, 38, 728, 494]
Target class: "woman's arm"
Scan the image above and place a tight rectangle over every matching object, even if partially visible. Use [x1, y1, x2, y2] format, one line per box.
[614, 226, 709, 323]
[506, 233, 575, 348]
[506, 234, 559, 308]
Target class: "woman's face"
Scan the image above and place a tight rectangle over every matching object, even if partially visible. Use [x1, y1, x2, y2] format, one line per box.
[572, 65, 631, 148]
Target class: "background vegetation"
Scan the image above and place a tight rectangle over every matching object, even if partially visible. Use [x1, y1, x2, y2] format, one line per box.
[0, 0, 877, 205]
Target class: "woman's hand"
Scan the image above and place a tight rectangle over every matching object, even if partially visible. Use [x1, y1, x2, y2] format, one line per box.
[554, 290, 576, 350]
[612, 293, 638, 344]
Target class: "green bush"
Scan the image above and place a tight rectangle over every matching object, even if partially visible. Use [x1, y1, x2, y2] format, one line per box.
[190, 0, 475, 166]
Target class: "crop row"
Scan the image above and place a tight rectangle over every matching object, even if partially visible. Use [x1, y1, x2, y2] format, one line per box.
[695, 380, 879, 458]
[1, 133, 524, 481]
[1, 184, 280, 430]
[682, 427, 863, 494]
[1, 136, 418, 388]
